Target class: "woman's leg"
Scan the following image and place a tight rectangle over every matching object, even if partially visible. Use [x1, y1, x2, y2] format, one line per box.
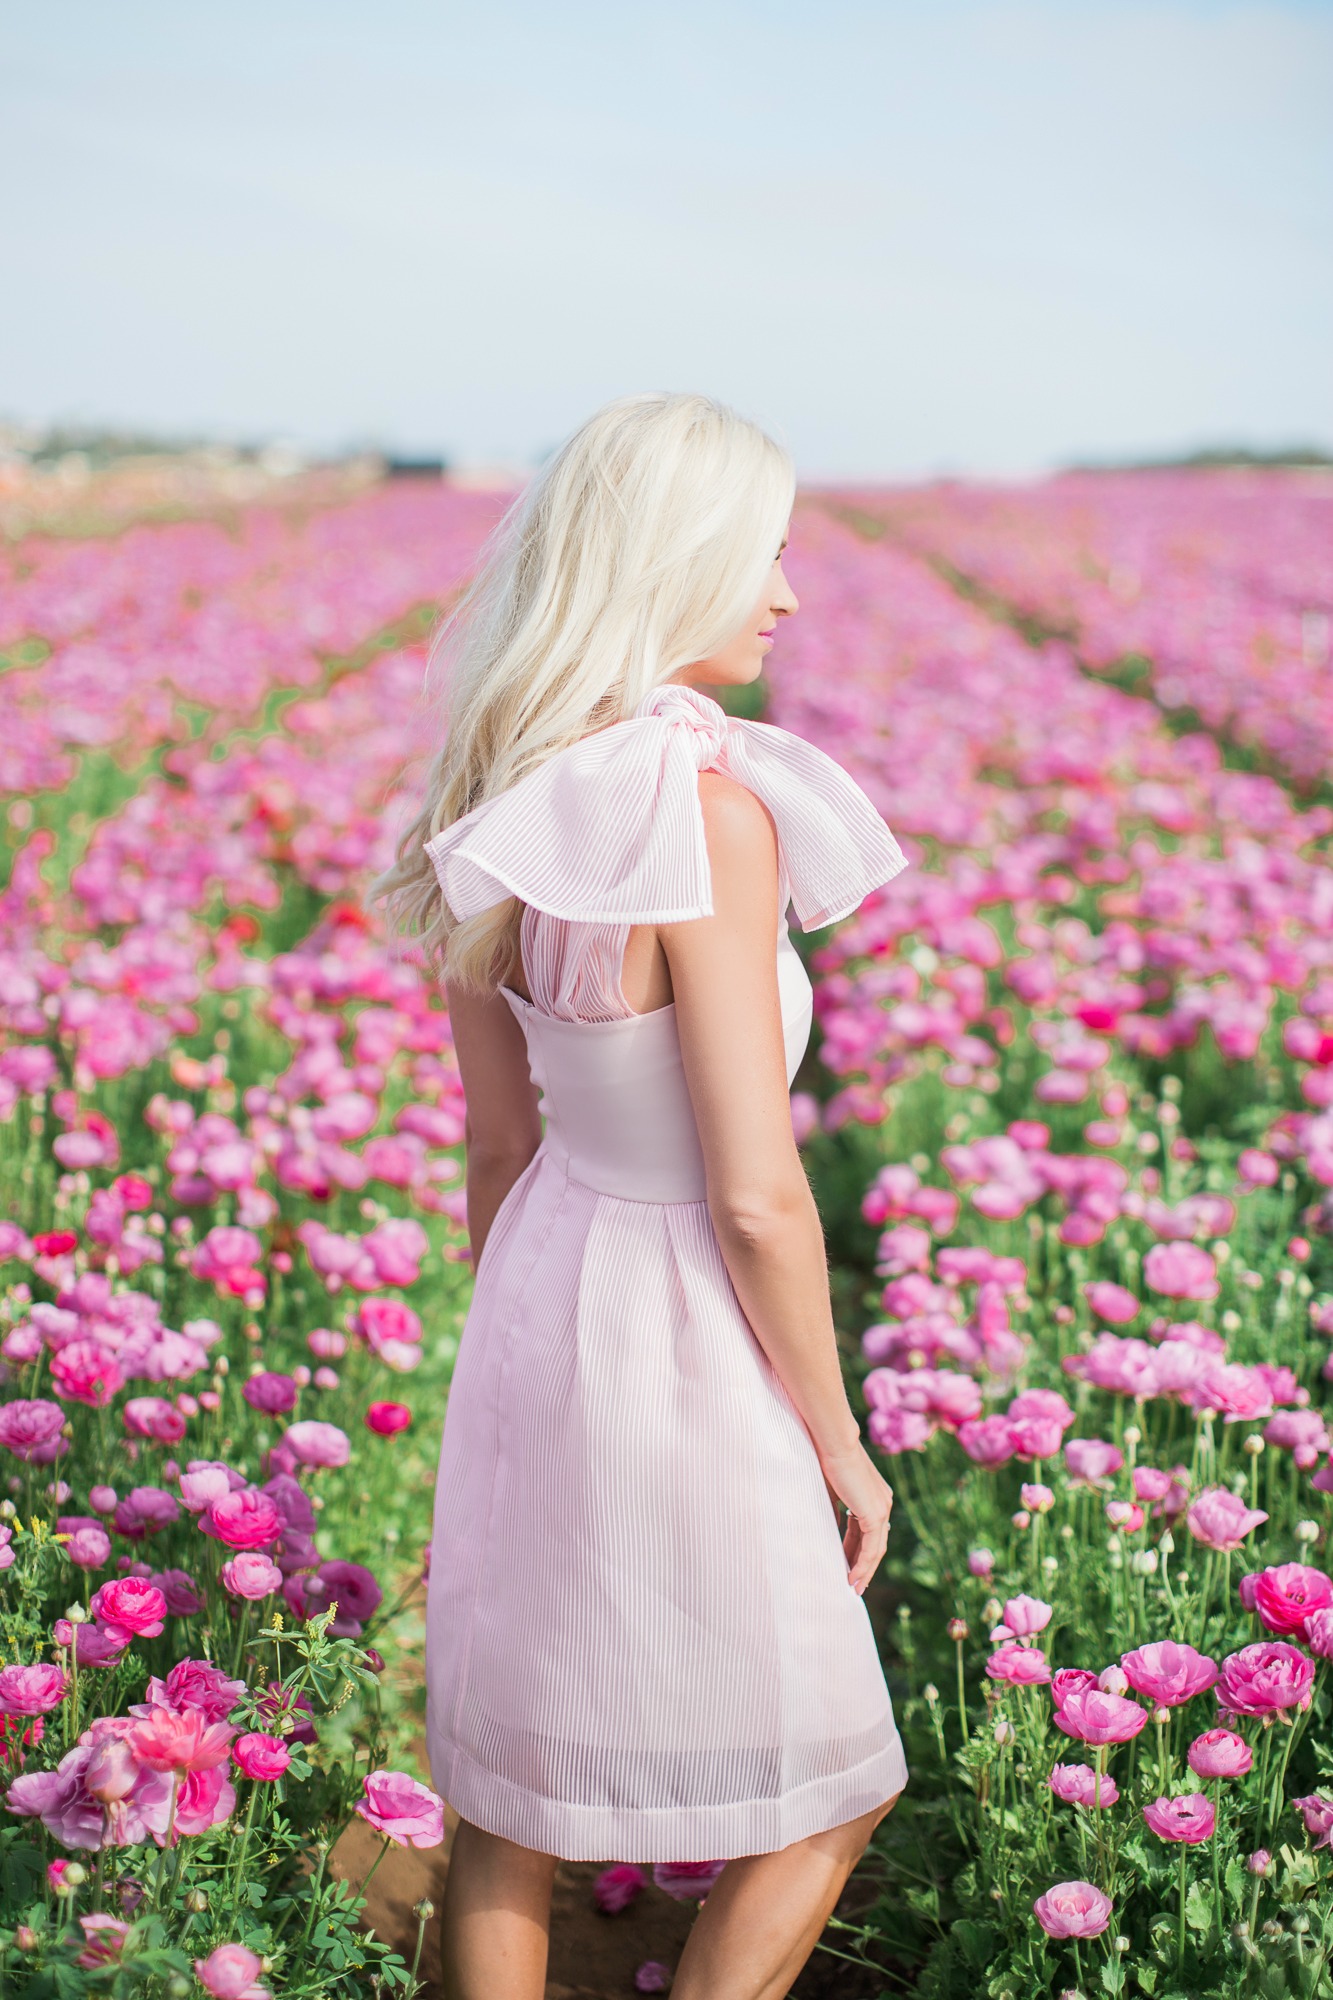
[668, 1793, 903, 2000]
[438, 1818, 559, 2000]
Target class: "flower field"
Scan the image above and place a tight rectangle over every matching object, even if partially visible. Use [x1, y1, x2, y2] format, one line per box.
[2, 467, 1332, 1997]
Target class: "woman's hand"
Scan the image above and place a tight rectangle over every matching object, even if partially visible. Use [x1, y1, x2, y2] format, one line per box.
[819, 1441, 894, 1596]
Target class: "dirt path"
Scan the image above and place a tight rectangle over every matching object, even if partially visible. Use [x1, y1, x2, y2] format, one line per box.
[332, 1783, 893, 1997]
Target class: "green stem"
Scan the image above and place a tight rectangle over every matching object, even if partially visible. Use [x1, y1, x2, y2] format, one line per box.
[1177, 1842, 1187, 1979]
[955, 1640, 970, 1746]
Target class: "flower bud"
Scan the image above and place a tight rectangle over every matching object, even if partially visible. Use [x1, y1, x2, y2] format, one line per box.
[15, 1927, 39, 1951]
[1098, 1665, 1129, 1696]
[1248, 1849, 1273, 1876]
[1295, 1520, 1319, 1544]
[1131, 1549, 1159, 1576]
[993, 1718, 1015, 1746]
[947, 1618, 968, 1642]
[1243, 1434, 1265, 1457]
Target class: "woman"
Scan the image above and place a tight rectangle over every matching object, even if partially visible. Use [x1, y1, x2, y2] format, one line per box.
[374, 391, 909, 2000]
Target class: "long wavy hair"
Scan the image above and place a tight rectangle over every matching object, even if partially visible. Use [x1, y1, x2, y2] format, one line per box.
[367, 390, 795, 993]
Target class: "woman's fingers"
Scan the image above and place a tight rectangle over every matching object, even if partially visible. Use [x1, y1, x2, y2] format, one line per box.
[845, 1506, 893, 1593]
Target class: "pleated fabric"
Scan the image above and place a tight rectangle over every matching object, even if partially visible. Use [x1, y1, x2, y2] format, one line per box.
[421, 680, 910, 1862]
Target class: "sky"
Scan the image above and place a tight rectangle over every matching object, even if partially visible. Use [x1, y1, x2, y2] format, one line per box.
[3, 1, 1331, 479]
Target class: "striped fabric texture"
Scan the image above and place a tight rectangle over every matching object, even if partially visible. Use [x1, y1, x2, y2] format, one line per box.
[422, 681, 910, 1861]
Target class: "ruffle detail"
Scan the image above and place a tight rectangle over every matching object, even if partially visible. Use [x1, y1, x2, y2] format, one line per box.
[423, 681, 908, 932]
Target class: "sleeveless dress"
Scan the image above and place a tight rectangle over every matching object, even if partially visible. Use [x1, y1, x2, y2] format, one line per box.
[420, 680, 910, 1863]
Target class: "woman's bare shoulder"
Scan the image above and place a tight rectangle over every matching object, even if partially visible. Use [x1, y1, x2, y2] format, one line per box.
[694, 767, 779, 876]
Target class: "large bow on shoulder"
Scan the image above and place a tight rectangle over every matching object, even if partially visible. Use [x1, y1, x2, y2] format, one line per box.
[423, 680, 907, 931]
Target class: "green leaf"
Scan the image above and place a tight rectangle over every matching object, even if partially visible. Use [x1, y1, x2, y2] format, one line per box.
[1134, 1965, 1158, 1995]
[953, 1920, 998, 1969]
[1184, 1879, 1213, 1933]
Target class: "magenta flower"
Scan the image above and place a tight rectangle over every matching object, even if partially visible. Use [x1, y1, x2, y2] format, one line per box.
[1302, 1608, 1333, 1659]
[1185, 1487, 1268, 1552]
[291, 1559, 382, 1638]
[354, 1769, 446, 1847]
[0, 1398, 68, 1463]
[220, 1553, 283, 1601]
[592, 1863, 648, 1912]
[89, 1578, 167, 1641]
[1143, 1793, 1216, 1844]
[1048, 1762, 1120, 1808]
[202, 1488, 284, 1550]
[241, 1372, 299, 1416]
[1217, 1642, 1316, 1717]
[6, 1736, 172, 1849]
[1187, 1728, 1253, 1779]
[1252, 1564, 1333, 1637]
[634, 1961, 672, 1993]
[1143, 1243, 1218, 1301]
[1064, 1437, 1124, 1485]
[232, 1733, 291, 1781]
[50, 1340, 123, 1408]
[0, 1663, 69, 1715]
[194, 1945, 272, 2000]
[1120, 1641, 1218, 1707]
[1032, 1880, 1112, 1939]
[1053, 1688, 1148, 1745]
[653, 1859, 726, 1900]
[365, 1401, 413, 1437]
[130, 1658, 245, 1724]
[986, 1642, 1052, 1686]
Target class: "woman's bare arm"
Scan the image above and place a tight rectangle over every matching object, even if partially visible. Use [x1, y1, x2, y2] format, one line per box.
[660, 771, 893, 1594]
[444, 974, 543, 1271]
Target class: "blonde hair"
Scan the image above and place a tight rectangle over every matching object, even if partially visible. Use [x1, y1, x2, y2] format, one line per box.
[368, 390, 795, 992]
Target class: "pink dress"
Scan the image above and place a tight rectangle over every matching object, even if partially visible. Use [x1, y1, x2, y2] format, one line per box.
[420, 681, 910, 1862]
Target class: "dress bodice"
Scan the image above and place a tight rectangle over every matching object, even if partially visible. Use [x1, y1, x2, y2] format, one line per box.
[499, 922, 813, 1203]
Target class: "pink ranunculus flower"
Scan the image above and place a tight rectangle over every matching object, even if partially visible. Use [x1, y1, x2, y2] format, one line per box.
[89, 1578, 167, 1641]
[202, 1488, 284, 1550]
[1083, 1282, 1140, 1325]
[1217, 1642, 1316, 1717]
[1187, 1728, 1253, 1779]
[986, 1642, 1051, 1686]
[1143, 1242, 1219, 1301]
[652, 1859, 727, 1901]
[1048, 1762, 1120, 1808]
[232, 1733, 291, 1781]
[194, 1944, 272, 2000]
[1120, 1641, 1218, 1707]
[75, 1914, 131, 1970]
[6, 1734, 172, 1849]
[957, 1417, 1015, 1467]
[1185, 1487, 1268, 1552]
[365, 1401, 413, 1437]
[179, 1465, 236, 1513]
[128, 1705, 236, 1774]
[1050, 1668, 1098, 1708]
[593, 1863, 648, 1912]
[1143, 1793, 1216, 1844]
[1302, 1608, 1333, 1659]
[50, 1340, 123, 1408]
[354, 1769, 446, 1847]
[1053, 1688, 1148, 1745]
[129, 1657, 245, 1723]
[0, 1663, 69, 1715]
[1064, 1437, 1124, 1485]
[280, 1420, 350, 1470]
[122, 1396, 187, 1444]
[241, 1372, 299, 1416]
[1001, 1595, 1052, 1638]
[1008, 1416, 1065, 1461]
[1032, 1880, 1112, 1939]
[168, 1764, 238, 1837]
[64, 1523, 112, 1570]
[220, 1553, 284, 1601]
[1292, 1794, 1333, 1852]
[1252, 1564, 1333, 1637]
[0, 1398, 68, 1463]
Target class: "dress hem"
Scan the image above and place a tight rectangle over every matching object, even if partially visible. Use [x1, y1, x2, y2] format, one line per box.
[430, 1727, 910, 1864]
